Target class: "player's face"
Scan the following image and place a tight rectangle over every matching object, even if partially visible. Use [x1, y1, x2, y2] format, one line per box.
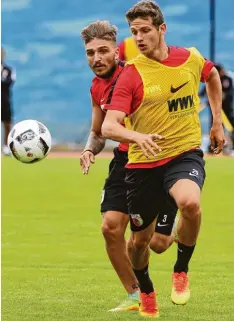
[130, 17, 166, 59]
[85, 38, 119, 78]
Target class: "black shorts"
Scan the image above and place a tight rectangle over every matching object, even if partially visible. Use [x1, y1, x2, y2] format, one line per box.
[1, 102, 12, 122]
[126, 149, 206, 232]
[154, 206, 177, 236]
[100, 147, 178, 236]
[101, 147, 128, 214]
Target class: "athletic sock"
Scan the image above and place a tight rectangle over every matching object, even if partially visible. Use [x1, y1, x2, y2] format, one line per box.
[128, 290, 140, 300]
[133, 265, 154, 294]
[174, 242, 196, 273]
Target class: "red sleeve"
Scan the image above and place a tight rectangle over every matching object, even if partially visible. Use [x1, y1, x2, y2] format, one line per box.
[201, 59, 214, 82]
[118, 41, 126, 61]
[104, 65, 143, 115]
[90, 86, 99, 105]
[90, 78, 102, 105]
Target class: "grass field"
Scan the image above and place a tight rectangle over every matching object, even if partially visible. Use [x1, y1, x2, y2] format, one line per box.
[2, 156, 234, 321]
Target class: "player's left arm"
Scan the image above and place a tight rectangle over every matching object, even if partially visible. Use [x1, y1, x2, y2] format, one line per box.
[83, 97, 106, 155]
[205, 66, 225, 153]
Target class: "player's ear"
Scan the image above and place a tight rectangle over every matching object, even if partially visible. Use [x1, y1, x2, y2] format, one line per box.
[115, 46, 119, 60]
[159, 23, 166, 36]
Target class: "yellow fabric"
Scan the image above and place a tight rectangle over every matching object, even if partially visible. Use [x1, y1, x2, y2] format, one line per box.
[221, 110, 233, 132]
[124, 37, 140, 61]
[125, 47, 204, 164]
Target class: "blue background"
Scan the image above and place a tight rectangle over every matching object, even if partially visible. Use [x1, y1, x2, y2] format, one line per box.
[2, 0, 234, 143]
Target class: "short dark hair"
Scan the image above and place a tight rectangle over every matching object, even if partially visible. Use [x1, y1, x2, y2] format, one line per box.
[126, 0, 164, 28]
[80, 20, 117, 44]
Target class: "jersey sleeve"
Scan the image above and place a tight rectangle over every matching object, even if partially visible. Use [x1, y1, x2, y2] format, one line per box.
[190, 47, 214, 83]
[104, 65, 142, 116]
[201, 59, 214, 82]
[90, 84, 99, 105]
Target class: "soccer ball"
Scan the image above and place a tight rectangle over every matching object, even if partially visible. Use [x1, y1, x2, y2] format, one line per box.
[7, 119, 52, 163]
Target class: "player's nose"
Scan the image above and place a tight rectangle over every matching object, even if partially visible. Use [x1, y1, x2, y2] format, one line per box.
[136, 33, 143, 42]
[94, 53, 101, 63]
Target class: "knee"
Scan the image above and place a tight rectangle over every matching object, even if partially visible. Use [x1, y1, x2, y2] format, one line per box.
[150, 235, 170, 254]
[101, 221, 123, 242]
[178, 197, 201, 220]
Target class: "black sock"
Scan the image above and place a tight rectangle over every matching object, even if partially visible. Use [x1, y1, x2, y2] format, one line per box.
[133, 265, 154, 294]
[174, 242, 196, 273]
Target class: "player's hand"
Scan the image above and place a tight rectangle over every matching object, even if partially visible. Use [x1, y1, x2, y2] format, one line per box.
[80, 150, 95, 174]
[133, 133, 163, 158]
[209, 122, 225, 154]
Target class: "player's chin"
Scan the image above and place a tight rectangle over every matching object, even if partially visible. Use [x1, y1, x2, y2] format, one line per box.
[95, 71, 105, 77]
[95, 69, 110, 78]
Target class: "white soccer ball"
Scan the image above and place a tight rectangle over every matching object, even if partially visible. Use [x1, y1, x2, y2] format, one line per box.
[7, 119, 52, 163]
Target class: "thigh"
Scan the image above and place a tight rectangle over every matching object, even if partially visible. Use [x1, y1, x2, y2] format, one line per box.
[132, 220, 156, 245]
[126, 167, 163, 232]
[164, 149, 205, 206]
[164, 149, 206, 193]
[169, 179, 201, 208]
[101, 148, 128, 214]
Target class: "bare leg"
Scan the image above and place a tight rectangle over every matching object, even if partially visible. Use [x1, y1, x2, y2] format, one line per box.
[169, 179, 201, 305]
[128, 221, 159, 317]
[102, 211, 138, 293]
[170, 179, 201, 246]
[129, 221, 155, 270]
[150, 232, 174, 253]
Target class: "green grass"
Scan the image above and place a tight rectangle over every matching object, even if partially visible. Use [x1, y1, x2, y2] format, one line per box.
[2, 156, 234, 321]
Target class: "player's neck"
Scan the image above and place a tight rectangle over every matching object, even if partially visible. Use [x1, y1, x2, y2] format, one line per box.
[148, 43, 169, 62]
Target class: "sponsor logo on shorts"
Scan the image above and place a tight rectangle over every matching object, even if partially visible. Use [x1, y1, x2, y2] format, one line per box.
[130, 214, 144, 227]
[189, 169, 199, 177]
[157, 223, 169, 227]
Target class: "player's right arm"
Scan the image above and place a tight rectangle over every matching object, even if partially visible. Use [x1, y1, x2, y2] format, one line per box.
[102, 109, 163, 158]
[101, 66, 163, 158]
[80, 97, 106, 174]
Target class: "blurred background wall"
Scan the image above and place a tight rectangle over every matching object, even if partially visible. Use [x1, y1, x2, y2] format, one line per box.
[2, 0, 234, 146]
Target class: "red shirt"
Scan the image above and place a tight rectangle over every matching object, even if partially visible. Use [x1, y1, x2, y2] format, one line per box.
[104, 46, 214, 168]
[90, 63, 128, 152]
